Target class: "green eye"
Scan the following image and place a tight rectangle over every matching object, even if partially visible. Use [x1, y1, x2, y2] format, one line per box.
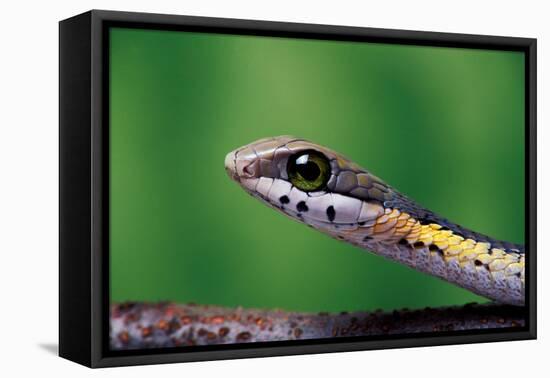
[287, 151, 330, 191]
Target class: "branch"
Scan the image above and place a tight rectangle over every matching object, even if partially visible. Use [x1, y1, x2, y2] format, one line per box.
[110, 302, 525, 350]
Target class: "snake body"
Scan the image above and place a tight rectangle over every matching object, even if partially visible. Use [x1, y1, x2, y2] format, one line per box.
[225, 136, 525, 306]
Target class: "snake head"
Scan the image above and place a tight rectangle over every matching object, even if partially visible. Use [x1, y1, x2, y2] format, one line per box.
[224, 136, 390, 231]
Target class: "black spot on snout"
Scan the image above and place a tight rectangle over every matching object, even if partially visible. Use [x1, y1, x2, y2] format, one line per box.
[326, 206, 336, 222]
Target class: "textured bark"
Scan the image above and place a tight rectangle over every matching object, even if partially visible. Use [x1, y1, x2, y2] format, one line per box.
[110, 302, 525, 350]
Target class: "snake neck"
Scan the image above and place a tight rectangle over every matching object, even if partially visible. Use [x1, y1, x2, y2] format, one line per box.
[328, 202, 525, 306]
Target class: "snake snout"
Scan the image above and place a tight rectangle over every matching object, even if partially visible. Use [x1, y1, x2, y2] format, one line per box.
[225, 147, 263, 180]
[224, 151, 239, 181]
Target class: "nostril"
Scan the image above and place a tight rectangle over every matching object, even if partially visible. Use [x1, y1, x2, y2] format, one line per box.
[243, 160, 260, 177]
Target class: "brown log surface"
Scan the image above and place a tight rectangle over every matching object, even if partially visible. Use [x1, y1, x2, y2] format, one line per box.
[110, 302, 525, 350]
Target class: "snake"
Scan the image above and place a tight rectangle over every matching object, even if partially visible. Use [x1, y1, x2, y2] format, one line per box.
[224, 136, 525, 306]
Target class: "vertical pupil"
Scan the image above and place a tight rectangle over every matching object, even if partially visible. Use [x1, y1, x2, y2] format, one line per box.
[297, 158, 320, 181]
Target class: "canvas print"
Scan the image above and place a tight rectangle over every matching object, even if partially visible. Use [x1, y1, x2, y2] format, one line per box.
[108, 27, 526, 351]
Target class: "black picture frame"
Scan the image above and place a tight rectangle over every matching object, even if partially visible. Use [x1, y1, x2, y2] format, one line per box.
[59, 9, 537, 368]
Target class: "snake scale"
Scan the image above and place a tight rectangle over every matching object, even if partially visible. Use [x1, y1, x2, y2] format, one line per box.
[224, 136, 525, 306]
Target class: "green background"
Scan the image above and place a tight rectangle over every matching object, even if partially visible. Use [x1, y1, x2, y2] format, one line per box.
[109, 28, 525, 312]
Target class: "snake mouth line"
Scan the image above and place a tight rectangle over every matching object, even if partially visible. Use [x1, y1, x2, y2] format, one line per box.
[230, 175, 364, 232]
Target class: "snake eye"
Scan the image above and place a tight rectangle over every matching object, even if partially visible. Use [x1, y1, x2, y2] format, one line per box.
[287, 151, 330, 192]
